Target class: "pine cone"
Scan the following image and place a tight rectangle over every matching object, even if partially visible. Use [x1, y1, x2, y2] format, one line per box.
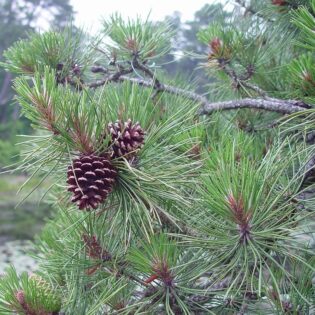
[108, 119, 145, 159]
[67, 154, 117, 210]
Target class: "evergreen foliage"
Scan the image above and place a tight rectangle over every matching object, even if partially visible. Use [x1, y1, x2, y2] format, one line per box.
[0, 1, 315, 314]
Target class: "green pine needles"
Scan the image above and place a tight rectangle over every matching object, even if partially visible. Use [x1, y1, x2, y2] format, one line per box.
[0, 267, 61, 315]
[0, 3, 315, 315]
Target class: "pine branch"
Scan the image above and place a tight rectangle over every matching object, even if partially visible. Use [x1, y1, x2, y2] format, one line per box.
[131, 56, 162, 89]
[198, 98, 307, 115]
[90, 65, 109, 74]
[3, 10, 315, 314]
[117, 76, 209, 105]
[87, 66, 311, 115]
[119, 76, 309, 114]
[242, 81, 267, 97]
[218, 58, 268, 98]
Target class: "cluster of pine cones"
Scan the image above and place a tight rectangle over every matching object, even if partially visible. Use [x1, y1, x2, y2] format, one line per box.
[67, 119, 145, 210]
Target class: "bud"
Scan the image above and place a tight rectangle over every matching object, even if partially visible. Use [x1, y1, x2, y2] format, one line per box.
[82, 234, 112, 261]
[226, 193, 251, 244]
[272, 0, 287, 6]
[125, 38, 139, 52]
[15, 290, 26, 305]
[187, 144, 201, 160]
[302, 71, 313, 83]
[151, 259, 174, 287]
[209, 37, 222, 55]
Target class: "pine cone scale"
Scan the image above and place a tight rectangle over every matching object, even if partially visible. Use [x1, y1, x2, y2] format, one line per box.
[81, 163, 93, 171]
[85, 171, 96, 178]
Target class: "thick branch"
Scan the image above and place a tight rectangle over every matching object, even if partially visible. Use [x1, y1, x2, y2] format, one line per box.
[91, 65, 108, 74]
[116, 77, 309, 115]
[198, 98, 306, 115]
[87, 70, 310, 115]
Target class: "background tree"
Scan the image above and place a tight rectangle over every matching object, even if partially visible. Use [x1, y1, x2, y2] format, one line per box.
[160, 3, 230, 92]
[0, 0, 314, 314]
[0, 0, 74, 167]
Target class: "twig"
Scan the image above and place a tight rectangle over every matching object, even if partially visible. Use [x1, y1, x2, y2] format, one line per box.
[155, 206, 198, 236]
[132, 56, 162, 89]
[118, 76, 308, 114]
[120, 76, 208, 104]
[218, 59, 267, 97]
[86, 60, 312, 115]
[87, 68, 133, 88]
[91, 65, 108, 74]
[218, 58, 310, 110]
[241, 81, 267, 97]
[88, 74, 208, 103]
[87, 74, 309, 115]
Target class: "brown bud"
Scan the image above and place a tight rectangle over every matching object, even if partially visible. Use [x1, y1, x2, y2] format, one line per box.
[82, 234, 112, 261]
[302, 71, 313, 82]
[151, 259, 174, 287]
[209, 37, 222, 55]
[125, 38, 139, 52]
[187, 144, 201, 160]
[272, 0, 287, 6]
[15, 290, 26, 305]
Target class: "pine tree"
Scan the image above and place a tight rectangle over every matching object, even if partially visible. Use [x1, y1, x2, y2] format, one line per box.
[0, 1, 315, 314]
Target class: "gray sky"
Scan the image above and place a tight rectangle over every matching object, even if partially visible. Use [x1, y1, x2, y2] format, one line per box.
[71, 0, 227, 31]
